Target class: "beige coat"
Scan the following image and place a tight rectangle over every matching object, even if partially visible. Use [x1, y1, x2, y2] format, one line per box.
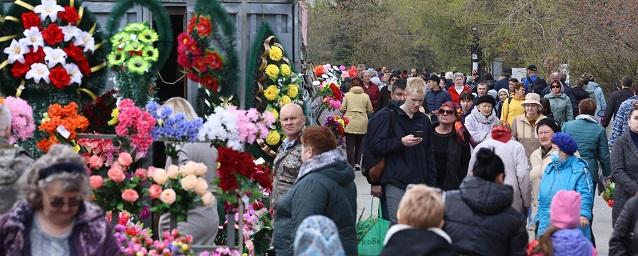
[511, 114, 546, 158]
[340, 86, 373, 134]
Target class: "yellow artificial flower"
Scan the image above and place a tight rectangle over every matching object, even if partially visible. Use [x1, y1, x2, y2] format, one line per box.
[287, 84, 299, 99]
[72, 142, 81, 153]
[269, 46, 283, 61]
[265, 130, 281, 146]
[267, 107, 279, 120]
[279, 95, 292, 105]
[265, 64, 279, 80]
[264, 85, 279, 102]
[280, 64, 291, 77]
[108, 108, 119, 126]
[337, 118, 345, 127]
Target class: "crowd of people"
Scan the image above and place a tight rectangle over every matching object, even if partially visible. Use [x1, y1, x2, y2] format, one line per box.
[269, 64, 638, 256]
[0, 63, 637, 256]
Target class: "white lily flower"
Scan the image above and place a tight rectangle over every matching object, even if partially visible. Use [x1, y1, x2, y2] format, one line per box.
[61, 25, 82, 42]
[74, 31, 95, 53]
[3, 39, 29, 64]
[22, 27, 44, 51]
[64, 63, 83, 85]
[25, 63, 50, 84]
[43, 47, 67, 68]
[33, 0, 65, 22]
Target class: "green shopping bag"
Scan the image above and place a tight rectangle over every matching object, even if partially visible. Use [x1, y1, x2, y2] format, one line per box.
[357, 199, 390, 256]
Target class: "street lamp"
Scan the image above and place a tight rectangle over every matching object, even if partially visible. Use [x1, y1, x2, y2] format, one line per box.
[470, 27, 480, 79]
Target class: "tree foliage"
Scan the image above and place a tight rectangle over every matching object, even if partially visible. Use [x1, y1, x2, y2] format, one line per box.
[306, 0, 638, 91]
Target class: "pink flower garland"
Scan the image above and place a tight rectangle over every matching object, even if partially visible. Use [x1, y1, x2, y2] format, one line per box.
[115, 99, 156, 157]
[3, 97, 35, 144]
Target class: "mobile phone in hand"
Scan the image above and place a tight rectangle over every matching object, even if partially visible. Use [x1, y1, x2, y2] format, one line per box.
[413, 130, 425, 138]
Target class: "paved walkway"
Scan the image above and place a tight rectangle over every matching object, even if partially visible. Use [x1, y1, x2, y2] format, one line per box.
[354, 171, 615, 255]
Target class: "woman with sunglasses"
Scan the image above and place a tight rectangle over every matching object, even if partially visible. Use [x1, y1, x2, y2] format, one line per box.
[544, 80, 574, 126]
[431, 102, 472, 191]
[0, 144, 119, 255]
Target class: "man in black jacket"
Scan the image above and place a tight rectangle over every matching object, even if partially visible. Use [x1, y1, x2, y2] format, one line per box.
[366, 79, 437, 224]
[603, 76, 634, 127]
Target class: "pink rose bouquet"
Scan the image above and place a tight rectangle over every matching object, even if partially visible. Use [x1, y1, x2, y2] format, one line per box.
[1, 97, 35, 143]
[148, 161, 215, 222]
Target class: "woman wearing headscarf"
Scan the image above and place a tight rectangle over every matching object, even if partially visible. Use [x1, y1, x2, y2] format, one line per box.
[529, 118, 561, 229]
[431, 102, 472, 191]
[0, 145, 119, 255]
[544, 80, 574, 126]
[535, 132, 593, 241]
[273, 126, 357, 256]
[465, 95, 500, 144]
[293, 215, 345, 256]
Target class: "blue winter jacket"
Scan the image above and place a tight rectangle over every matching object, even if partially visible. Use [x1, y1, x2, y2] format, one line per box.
[536, 155, 593, 240]
[425, 89, 451, 114]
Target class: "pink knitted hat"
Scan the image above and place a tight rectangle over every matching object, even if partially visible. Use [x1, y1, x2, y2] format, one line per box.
[550, 190, 581, 229]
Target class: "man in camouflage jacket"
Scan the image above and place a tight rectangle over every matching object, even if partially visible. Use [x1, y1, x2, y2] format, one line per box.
[271, 104, 305, 212]
[0, 106, 33, 214]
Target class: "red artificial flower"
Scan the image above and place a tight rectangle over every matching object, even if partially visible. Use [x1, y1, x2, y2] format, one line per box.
[205, 51, 222, 70]
[186, 16, 197, 34]
[64, 44, 85, 62]
[42, 24, 64, 46]
[252, 201, 264, 211]
[330, 84, 342, 101]
[77, 59, 91, 76]
[11, 61, 30, 78]
[21, 12, 41, 29]
[219, 173, 239, 191]
[49, 65, 71, 89]
[25, 48, 45, 64]
[200, 75, 218, 92]
[194, 16, 212, 38]
[314, 65, 325, 77]
[217, 147, 256, 185]
[59, 6, 80, 25]
[251, 164, 272, 190]
[177, 52, 191, 68]
[186, 72, 200, 82]
[192, 56, 208, 73]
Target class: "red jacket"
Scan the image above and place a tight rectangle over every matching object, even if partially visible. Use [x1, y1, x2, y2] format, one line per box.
[448, 85, 472, 103]
[363, 83, 380, 109]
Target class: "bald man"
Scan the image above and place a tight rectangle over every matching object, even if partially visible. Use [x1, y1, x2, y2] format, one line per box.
[271, 103, 306, 211]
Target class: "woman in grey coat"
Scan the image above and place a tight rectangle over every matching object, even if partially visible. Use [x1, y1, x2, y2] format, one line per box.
[158, 97, 219, 246]
[611, 103, 638, 225]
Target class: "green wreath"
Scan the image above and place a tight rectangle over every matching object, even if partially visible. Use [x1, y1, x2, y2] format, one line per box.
[105, 0, 172, 71]
[186, 0, 239, 118]
[0, 0, 108, 99]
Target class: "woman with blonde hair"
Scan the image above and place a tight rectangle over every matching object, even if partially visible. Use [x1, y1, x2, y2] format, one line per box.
[157, 97, 219, 246]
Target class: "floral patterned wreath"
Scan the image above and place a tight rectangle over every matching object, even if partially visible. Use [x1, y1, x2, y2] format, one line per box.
[0, 0, 107, 98]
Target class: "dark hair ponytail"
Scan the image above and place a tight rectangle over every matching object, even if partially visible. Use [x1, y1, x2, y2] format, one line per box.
[472, 148, 505, 182]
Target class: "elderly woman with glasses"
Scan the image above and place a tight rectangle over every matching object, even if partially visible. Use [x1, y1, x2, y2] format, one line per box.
[0, 144, 119, 255]
[431, 102, 472, 191]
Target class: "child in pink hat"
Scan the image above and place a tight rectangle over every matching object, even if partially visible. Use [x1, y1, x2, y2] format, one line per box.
[529, 190, 596, 256]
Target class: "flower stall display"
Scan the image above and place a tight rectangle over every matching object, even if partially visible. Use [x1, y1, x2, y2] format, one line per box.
[113, 212, 194, 255]
[199, 247, 241, 256]
[146, 101, 203, 158]
[0, 97, 35, 144]
[312, 64, 345, 112]
[148, 161, 216, 222]
[177, 15, 223, 93]
[252, 35, 303, 157]
[36, 101, 88, 152]
[197, 105, 275, 151]
[235, 200, 272, 256]
[107, 22, 160, 106]
[108, 98, 156, 158]
[324, 115, 349, 145]
[89, 151, 151, 218]
[105, 0, 172, 107]
[0, 0, 107, 96]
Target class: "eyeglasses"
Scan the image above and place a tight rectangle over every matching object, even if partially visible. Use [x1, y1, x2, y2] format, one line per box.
[438, 109, 455, 115]
[551, 85, 561, 88]
[391, 78, 398, 82]
[49, 196, 82, 208]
